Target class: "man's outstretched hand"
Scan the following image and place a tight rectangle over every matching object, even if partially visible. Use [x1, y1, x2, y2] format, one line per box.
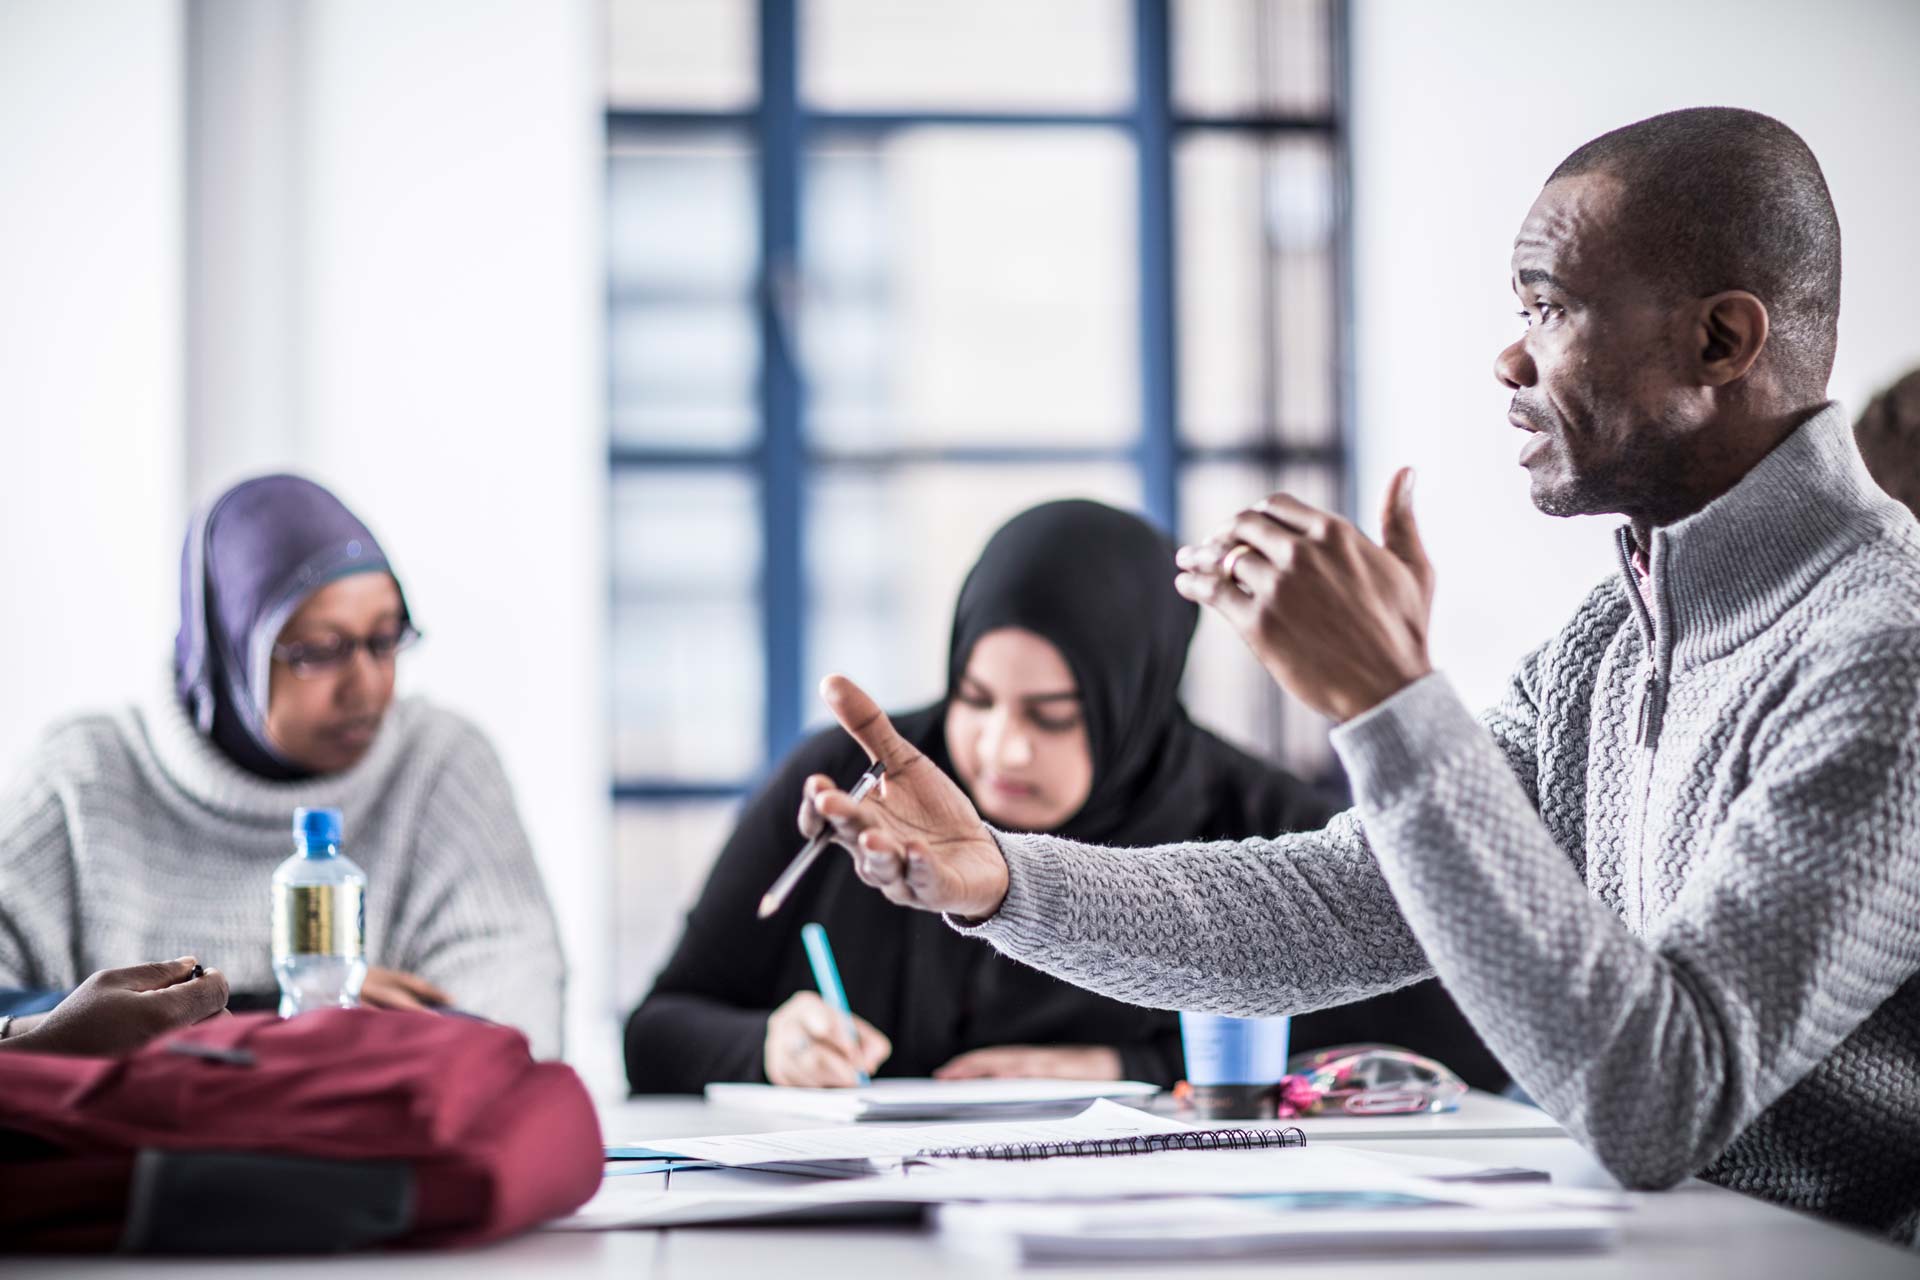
[799, 675, 1010, 921]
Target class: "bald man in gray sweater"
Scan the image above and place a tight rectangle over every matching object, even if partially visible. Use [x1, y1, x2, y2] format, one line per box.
[802, 108, 1920, 1245]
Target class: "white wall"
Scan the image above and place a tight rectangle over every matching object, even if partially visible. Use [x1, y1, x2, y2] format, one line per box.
[0, 1, 185, 774]
[1349, 0, 1920, 710]
[186, 0, 612, 1087]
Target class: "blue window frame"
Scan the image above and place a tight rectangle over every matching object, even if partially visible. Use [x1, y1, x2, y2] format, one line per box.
[607, 0, 1350, 995]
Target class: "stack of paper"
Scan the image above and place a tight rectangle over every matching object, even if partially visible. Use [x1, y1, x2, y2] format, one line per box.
[935, 1195, 1620, 1263]
[704, 1077, 1159, 1122]
[568, 1099, 1626, 1252]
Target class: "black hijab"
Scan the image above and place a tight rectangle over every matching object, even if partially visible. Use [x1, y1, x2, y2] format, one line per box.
[944, 499, 1244, 846]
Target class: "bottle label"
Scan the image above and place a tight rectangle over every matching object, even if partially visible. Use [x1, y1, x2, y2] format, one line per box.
[273, 883, 365, 958]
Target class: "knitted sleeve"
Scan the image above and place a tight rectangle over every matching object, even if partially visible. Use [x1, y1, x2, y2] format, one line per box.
[0, 762, 80, 991]
[955, 810, 1427, 1016]
[383, 722, 566, 1059]
[949, 652, 1553, 1018]
[1333, 658, 1920, 1190]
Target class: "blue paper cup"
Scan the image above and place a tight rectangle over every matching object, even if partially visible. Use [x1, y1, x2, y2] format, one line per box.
[1179, 1012, 1292, 1119]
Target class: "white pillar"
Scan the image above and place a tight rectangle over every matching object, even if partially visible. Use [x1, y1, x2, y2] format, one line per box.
[0, 0, 187, 775]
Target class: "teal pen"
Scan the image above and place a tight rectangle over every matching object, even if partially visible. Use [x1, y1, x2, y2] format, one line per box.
[800, 922, 869, 1087]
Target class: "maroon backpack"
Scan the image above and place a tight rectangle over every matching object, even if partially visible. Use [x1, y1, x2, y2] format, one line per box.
[0, 1008, 601, 1254]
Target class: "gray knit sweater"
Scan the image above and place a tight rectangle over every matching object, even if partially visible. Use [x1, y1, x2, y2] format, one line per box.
[0, 678, 565, 1058]
[960, 403, 1920, 1242]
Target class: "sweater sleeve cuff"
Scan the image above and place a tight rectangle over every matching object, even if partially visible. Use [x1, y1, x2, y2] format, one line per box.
[1329, 672, 1482, 807]
[946, 827, 1073, 948]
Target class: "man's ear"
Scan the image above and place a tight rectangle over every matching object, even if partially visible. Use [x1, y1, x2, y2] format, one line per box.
[1692, 290, 1769, 386]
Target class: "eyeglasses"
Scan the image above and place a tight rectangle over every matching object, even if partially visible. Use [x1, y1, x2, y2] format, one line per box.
[272, 624, 422, 679]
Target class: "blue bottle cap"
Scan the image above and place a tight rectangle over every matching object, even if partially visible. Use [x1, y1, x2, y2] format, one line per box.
[293, 807, 343, 852]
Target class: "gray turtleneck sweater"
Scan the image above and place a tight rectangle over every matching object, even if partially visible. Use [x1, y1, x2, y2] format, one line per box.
[959, 403, 1920, 1242]
[0, 679, 564, 1058]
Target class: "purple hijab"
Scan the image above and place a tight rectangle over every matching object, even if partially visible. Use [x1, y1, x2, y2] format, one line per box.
[174, 474, 409, 781]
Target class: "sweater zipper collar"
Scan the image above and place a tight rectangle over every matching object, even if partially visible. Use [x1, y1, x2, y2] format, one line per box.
[1616, 527, 1670, 748]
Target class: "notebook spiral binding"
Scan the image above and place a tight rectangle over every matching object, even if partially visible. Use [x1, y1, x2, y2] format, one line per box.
[916, 1126, 1307, 1162]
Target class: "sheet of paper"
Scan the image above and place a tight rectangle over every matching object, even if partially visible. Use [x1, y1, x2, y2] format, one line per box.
[918, 1146, 1430, 1198]
[935, 1198, 1621, 1262]
[551, 1176, 935, 1230]
[553, 1150, 1402, 1232]
[622, 1097, 1193, 1167]
[705, 1078, 1159, 1122]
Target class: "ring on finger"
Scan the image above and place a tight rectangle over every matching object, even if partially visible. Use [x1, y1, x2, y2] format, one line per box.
[1221, 543, 1254, 586]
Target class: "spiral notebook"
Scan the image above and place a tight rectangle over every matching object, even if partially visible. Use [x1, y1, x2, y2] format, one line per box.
[917, 1125, 1305, 1161]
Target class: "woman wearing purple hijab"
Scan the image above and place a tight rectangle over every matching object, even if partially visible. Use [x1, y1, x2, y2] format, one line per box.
[0, 475, 564, 1057]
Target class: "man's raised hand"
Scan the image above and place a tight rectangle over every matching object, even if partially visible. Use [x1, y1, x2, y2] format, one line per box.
[1173, 468, 1436, 723]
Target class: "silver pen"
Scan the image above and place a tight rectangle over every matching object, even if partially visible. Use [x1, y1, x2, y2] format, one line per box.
[758, 760, 888, 920]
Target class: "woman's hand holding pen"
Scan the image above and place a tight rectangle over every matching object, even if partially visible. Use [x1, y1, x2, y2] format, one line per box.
[764, 991, 892, 1087]
[799, 675, 1010, 921]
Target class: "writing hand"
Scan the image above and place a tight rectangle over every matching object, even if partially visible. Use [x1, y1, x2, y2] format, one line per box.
[764, 991, 892, 1087]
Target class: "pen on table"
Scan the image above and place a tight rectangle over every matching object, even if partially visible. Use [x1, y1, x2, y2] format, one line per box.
[758, 759, 887, 919]
[800, 921, 870, 1087]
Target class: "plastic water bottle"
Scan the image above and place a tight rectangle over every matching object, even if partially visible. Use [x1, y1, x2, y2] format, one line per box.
[271, 807, 368, 1016]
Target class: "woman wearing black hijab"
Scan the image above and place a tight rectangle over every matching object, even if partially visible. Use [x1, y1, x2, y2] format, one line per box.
[625, 500, 1505, 1093]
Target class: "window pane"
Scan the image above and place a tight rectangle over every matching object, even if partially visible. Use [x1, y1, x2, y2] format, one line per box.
[804, 130, 1138, 451]
[614, 799, 746, 1007]
[805, 464, 1142, 728]
[609, 133, 759, 450]
[803, 0, 1131, 112]
[1173, 0, 1333, 117]
[1179, 462, 1337, 779]
[1177, 134, 1338, 449]
[608, 0, 756, 110]
[612, 470, 762, 779]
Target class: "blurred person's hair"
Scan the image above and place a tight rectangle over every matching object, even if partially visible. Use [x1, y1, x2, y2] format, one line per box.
[1853, 368, 1920, 518]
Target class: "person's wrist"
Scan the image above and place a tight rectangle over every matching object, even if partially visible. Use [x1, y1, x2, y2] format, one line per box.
[1328, 661, 1433, 723]
[2, 1016, 46, 1051]
[959, 837, 1011, 923]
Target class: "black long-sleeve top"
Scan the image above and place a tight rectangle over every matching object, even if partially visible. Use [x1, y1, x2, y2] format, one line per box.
[623, 707, 1511, 1094]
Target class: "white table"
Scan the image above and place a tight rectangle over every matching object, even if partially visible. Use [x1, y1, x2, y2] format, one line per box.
[19, 1093, 1917, 1278]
